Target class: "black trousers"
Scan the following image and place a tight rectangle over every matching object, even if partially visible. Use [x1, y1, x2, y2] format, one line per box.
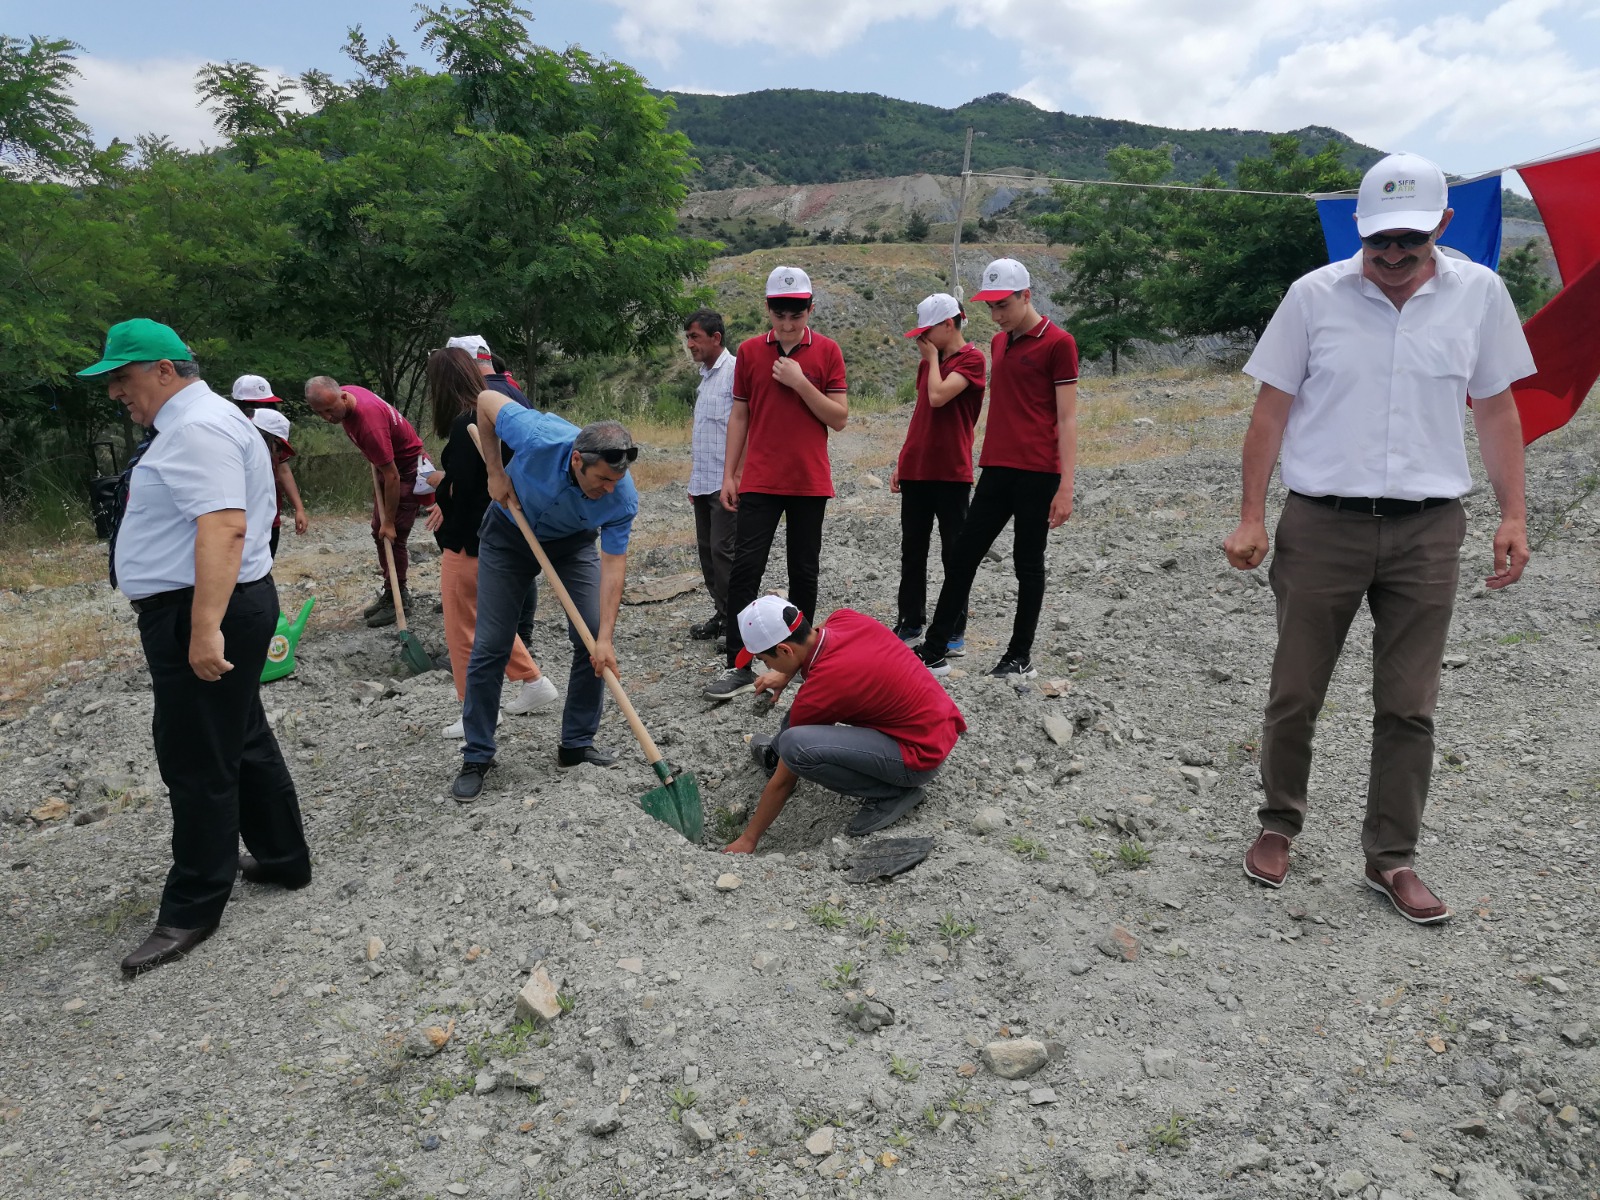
[693, 492, 738, 621]
[725, 493, 827, 667]
[897, 480, 971, 634]
[137, 577, 309, 929]
[925, 466, 1060, 662]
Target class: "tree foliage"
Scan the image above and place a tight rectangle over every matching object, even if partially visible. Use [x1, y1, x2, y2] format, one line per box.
[0, 35, 91, 177]
[1498, 238, 1557, 319]
[1034, 145, 1174, 374]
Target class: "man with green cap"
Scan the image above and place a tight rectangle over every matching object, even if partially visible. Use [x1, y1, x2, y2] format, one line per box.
[82, 319, 311, 976]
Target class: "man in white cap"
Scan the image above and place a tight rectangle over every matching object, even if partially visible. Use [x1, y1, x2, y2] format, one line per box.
[250, 408, 308, 556]
[230, 374, 283, 417]
[705, 266, 849, 701]
[722, 596, 966, 852]
[891, 293, 986, 651]
[915, 257, 1079, 680]
[1224, 151, 1535, 924]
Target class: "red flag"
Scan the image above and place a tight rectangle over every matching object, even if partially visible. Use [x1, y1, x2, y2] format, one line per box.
[1514, 148, 1600, 443]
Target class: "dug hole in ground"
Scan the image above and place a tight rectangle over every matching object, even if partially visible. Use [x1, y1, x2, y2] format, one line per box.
[2, 373, 1598, 1200]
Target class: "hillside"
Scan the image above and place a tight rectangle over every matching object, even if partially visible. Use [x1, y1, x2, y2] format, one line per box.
[662, 90, 1382, 190]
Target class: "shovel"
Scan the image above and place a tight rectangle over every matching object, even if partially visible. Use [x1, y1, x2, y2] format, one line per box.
[468, 424, 703, 841]
[372, 470, 433, 676]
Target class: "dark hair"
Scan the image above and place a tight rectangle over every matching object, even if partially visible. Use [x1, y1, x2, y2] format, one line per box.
[490, 353, 507, 374]
[760, 604, 813, 655]
[685, 308, 725, 344]
[427, 347, 482, 438]
[766, 297, 812, 318]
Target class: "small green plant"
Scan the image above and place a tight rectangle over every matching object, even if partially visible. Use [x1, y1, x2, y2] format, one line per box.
[1497, 630, 1544, 645]
[1008, 834, 1049, 862]
[465, 1041, 489, 1070]
[1088, 849, 1113, 876]
[887, 1127, 913, 1148]
[822, 961, 860, 990]
[489, 1018, 543, 1058]
[668, 1086, 698, 1121]
[922, 1104, 942, 1129]
[712, 807, 744, 842]
[854, 913, 881, 935]
[1077, 811, 1100, 830]
[807, 902, 847, 930]
[937, 912, 977, 944]
[1117, 838, 1152, 868]
[375, 1164, 407, 1191]
[556, 992, 576, 1014]
[1147, 1110, 1192, 1152]
[889, 1054, 920, 1082]
[884, 929, 910, 955]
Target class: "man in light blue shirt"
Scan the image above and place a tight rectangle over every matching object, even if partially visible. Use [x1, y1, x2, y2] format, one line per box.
[685, 308, 737, 643]
[453, 394, 640, 799]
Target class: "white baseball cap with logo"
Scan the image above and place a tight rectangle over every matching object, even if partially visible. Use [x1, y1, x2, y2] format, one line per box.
[251, 407, 292, 442]
[231, 374, 281, 404]
[446, 334, 493, 361]
[904, 293, 963, 338]
[734, 594, 806, 667]
[765, 266, 813, 299]
[971, 258, 1031, 302]
[1355, 152, 1449, 237]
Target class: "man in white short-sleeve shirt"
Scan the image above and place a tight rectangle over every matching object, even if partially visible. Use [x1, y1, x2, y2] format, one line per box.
[1223, 153, 1535, 924]
[82, 319, 310, 976]
[685, 308, 737, 644]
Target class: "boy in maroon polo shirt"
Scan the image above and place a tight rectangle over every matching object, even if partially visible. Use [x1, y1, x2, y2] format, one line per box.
[916, 258, 1078, 680]
[303, 375, 427, 627]
[891, 292, 986, 652]
[722, 596, 966, 851]
[705, 266, 849, 701]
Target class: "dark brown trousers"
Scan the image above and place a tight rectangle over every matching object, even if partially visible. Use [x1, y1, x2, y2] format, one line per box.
[1258, 494, 1466, 870]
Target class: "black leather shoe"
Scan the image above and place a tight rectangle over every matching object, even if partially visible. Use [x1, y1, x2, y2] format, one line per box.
[238, 853, 312, 890]
[690, 613, 723, 641]
[558, 744, 617, 769]
[121, 924, 218, 976]
[452, 760, 495, 801]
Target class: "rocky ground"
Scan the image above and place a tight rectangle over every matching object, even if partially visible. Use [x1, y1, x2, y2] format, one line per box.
[2, 375, 1598, 1200]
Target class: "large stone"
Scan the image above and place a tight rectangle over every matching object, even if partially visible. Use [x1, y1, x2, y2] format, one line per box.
[972, 807, 1008, 835]
[404, 1024, 451, 1058]
[585, 1105, 622, 1136]
[1142, 1048, 1177, 1079]
[682, 1110, 714, 1148]
[1328, 1169, 1367, 1197]
[980, 1038, 1048, 1080]
[805, 1126, 835, 1156]
[1096, 926, 1140, 962]
[1559, 1021, 1594, 1046]
[1042, 715, 1074, 747]
[1230, 1143, 1271, 1174]
[1452, 1164, 1521, 1200]
[515, 966, 562, 1024]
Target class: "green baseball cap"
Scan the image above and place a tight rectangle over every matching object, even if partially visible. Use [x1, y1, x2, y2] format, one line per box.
[78, 318, 193, 377]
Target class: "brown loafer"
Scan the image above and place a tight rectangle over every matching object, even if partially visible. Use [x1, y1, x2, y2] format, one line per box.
[1364, 866, 1450, 924]
[1243, 830, 1291, 888]
[238, 853, 312, 890]
[120, 924, 218, 976]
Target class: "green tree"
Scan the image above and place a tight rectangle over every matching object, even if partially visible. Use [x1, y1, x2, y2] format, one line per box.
[903, 210, 931, 242]
[0, 34, 92, 177]
[1033, 144, 1173, 374]
[1150, 136, 1359, 344]
[1498, 239, 1557, 319]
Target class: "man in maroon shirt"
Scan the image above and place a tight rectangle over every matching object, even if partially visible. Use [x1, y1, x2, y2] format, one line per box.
[916, 258, 1078, 680]
[304, 375, 426, 627]
[705, 265, 849, 701]
[723, 596, 966, 852]
[892, 292, 986, 652]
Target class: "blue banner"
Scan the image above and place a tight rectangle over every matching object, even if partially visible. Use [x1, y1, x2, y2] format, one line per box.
[1317, 173, 1504, 268]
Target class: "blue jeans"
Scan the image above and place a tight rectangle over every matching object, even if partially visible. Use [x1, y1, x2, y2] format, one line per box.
[463, 511, 604, 762]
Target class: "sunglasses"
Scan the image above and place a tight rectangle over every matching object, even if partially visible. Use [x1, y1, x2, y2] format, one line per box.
[593, 445, 639, 467]
[1361, 230, 1433, 252]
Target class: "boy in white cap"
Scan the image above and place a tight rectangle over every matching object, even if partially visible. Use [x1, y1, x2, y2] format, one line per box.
[891, 293, 986, 650]
[915, 258, 1078, 680]
[722, 595, 966, 852]
[1225, 151, 1533, 924]
[705, 265, 849, 700]
[250, 407, 308, 556]
[230, 374, 283, 417]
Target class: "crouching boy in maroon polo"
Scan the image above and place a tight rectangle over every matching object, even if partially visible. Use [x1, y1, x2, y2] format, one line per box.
[723, 596, 966, 852]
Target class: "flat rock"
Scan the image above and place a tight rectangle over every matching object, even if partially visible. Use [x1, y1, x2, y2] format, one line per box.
[1329, 1169, 1367, 1197]
[751, 952, 779, 973]
[1452, 1163, 1521, 1200]
[584, 1104, 622, 1136]
[515, 966, 562, 1024]
[714, 873, 742, 891]
[1096, 925, 1140, 962]
[682, 1109, 714, 1147]
[365, 936, 385, 962]
[805, 1126, 835, 1156]
[972, 807, 1008, 835]
[980, 1038, 1048, 1080]
[1230, 1143, 1271, 1173]
[404, 1024, 451, 1058]
[1027, 1087, 1057, 1105]
[1042, 715, 1074, 747]
[1142, 1048, 1177, 1079]
[1559, 1020, 1594, 1046]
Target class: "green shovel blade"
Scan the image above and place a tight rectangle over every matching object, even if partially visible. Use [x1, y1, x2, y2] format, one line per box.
[399, 629, 432, 676]
[640, 760, 703, 842]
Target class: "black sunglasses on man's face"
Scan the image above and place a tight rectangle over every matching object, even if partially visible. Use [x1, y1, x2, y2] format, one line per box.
[1361, 230, 1433, 252]
[594, 445, 639, 467]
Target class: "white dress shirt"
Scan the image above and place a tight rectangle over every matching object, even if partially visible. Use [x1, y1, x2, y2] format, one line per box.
[114, 381, 277, 600]
[1245, 249, 1536, 500]
[688, 348, 735, 498]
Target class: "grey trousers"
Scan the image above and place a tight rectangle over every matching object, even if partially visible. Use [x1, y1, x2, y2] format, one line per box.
[776, 718, 941, 802]
[692, 492, 737, 620]
[1258, 494, 1466, 870]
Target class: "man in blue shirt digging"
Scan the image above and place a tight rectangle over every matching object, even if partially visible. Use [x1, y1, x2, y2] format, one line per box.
[453, 395, 640, 800]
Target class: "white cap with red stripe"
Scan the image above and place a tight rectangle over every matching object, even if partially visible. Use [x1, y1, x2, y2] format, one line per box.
[904, 293, 962, 338]
[765, 266, 813, 299]
[972, 258, 1031, 302]
[446, 334, 493, 361]
[734, 594, 804, 667]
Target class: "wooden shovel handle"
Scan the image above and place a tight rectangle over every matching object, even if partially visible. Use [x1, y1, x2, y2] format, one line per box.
[466, 424, 666, 770]
[372, 467, 409, 632]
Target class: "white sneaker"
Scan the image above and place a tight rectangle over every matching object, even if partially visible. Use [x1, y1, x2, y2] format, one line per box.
[441, 710, 500, 739]
[504, 676, 560, 715]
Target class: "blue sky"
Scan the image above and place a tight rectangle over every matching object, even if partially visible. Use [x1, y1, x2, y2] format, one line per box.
[14, 0, 1600, 186]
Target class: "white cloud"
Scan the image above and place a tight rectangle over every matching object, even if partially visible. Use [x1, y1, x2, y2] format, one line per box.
[71, 54, 304, 152]
[612, 0, 939, 64]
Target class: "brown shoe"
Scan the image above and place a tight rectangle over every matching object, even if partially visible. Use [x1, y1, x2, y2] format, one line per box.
[120, 924, 218, 976]
[1364, 866, 1450, 924]
[238, 853, 312, 890]
[1243, 830, 1291, 888]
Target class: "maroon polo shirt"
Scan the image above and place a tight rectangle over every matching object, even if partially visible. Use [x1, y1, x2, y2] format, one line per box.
[897, 343, 986, 483]
[732, 328, 847, 497]
[979, 317, 1079, 474]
